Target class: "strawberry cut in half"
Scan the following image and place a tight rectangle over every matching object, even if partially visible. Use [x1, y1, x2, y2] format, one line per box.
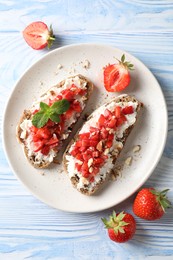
[23, 21, 55, 50]
[103, 54, 134, 92]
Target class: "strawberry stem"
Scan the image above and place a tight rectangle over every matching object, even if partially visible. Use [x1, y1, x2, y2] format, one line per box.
[116, 54, 134, 71]
[102, 211, 129, 234]
[150, 188, 172, 212]
[47, 24, 56, 49]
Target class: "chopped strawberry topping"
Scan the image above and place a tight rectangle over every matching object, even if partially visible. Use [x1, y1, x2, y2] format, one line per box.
[30, 84, 85, 155]
[69, 104, 134, 183]
[122, 106, 134, 115]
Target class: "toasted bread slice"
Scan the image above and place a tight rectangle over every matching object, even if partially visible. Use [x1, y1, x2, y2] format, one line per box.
[16, 75, 94, 168]
[63, 95, 143, 195]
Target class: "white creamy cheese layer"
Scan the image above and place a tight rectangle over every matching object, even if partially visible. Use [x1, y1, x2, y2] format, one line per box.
[19, 76, 88, 164]
[66, 99, 138, 192]
[31, 75, 87, 112]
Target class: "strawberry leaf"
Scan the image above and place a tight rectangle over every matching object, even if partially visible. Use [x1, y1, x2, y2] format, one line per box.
[150, 188, 172, 212]
[121, 54, 125, 63]
[101, 211, 129, 234]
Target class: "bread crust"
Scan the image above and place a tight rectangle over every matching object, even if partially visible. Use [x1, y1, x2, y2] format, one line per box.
[63, 95, 143, 195]
[16, 74, 94, 168]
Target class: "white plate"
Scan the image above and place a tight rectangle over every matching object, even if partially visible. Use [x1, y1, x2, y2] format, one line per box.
[3, 43, 167, 213]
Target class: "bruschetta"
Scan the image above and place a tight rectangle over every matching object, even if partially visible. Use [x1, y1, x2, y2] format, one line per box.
[63, 95, 143, 195]
[16, 75, 94, 168]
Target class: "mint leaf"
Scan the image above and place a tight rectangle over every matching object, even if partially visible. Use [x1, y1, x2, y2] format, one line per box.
[40, 102, 50, 111]
[32, 111, 49, 128]
[51, 99, 70, 114]
[49, 113, 60, 123]
[32, 99, 70, 128]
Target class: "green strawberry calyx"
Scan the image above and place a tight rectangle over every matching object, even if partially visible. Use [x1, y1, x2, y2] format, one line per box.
[101, 211, 129, 234]
[116, 54, 134, 71]
[150, 188, 172, 212]
[47, 24, 55, 49]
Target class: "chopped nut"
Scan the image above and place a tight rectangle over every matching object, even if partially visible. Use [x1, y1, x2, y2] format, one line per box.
[53, 158, 60, 164]
[112, 149, 119, 156]
[81, 96, 87, 101]
[104, 148, 110, 155]
[111, 173, 116, 181]
[110, 168, 121, 181]
[133, 145, 141, 153]
[49, 90, 56, 96]
[81, 177, 89, 185]
[125, 156, 133, 166]
[116, 143, 123, 150]
[57, 64, 63, 69]
[77, 160, 83, 165]
[69, 68, 76, 74]
[109, 129, 114, 134]
[62, 133, 69, 139]
[96, 141, 103, 152]
[89, 167, 93, 173]
[83, 60, 90, 69]
[88, 158, 93, 167]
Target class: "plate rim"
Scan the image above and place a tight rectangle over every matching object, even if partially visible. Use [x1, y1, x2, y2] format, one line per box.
[2, 43, 168, 213]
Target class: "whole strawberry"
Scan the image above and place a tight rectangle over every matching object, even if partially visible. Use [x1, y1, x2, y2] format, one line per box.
[23, 21, 55, 50]
[102, 211, 136, 243]
[133, 188, 171, 220]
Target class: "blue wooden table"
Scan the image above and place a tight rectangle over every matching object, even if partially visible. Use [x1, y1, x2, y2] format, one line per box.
[1, 1, 173, 259]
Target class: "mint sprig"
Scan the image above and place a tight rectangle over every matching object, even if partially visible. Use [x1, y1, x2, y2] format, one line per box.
[32, 99, 70, 128]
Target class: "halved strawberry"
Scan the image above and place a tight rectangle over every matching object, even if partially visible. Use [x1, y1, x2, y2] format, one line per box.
[23, 21, 55, 50]
[103, 54, 134, 92]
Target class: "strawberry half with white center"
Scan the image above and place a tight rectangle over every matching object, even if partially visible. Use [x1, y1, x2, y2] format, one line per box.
[102, 211, 136, 243]
[103, 54, 134, 92]
[23, 21, 55, 50]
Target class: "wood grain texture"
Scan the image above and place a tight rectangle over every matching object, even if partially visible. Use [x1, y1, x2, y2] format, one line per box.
[0, 0, 173, 259]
